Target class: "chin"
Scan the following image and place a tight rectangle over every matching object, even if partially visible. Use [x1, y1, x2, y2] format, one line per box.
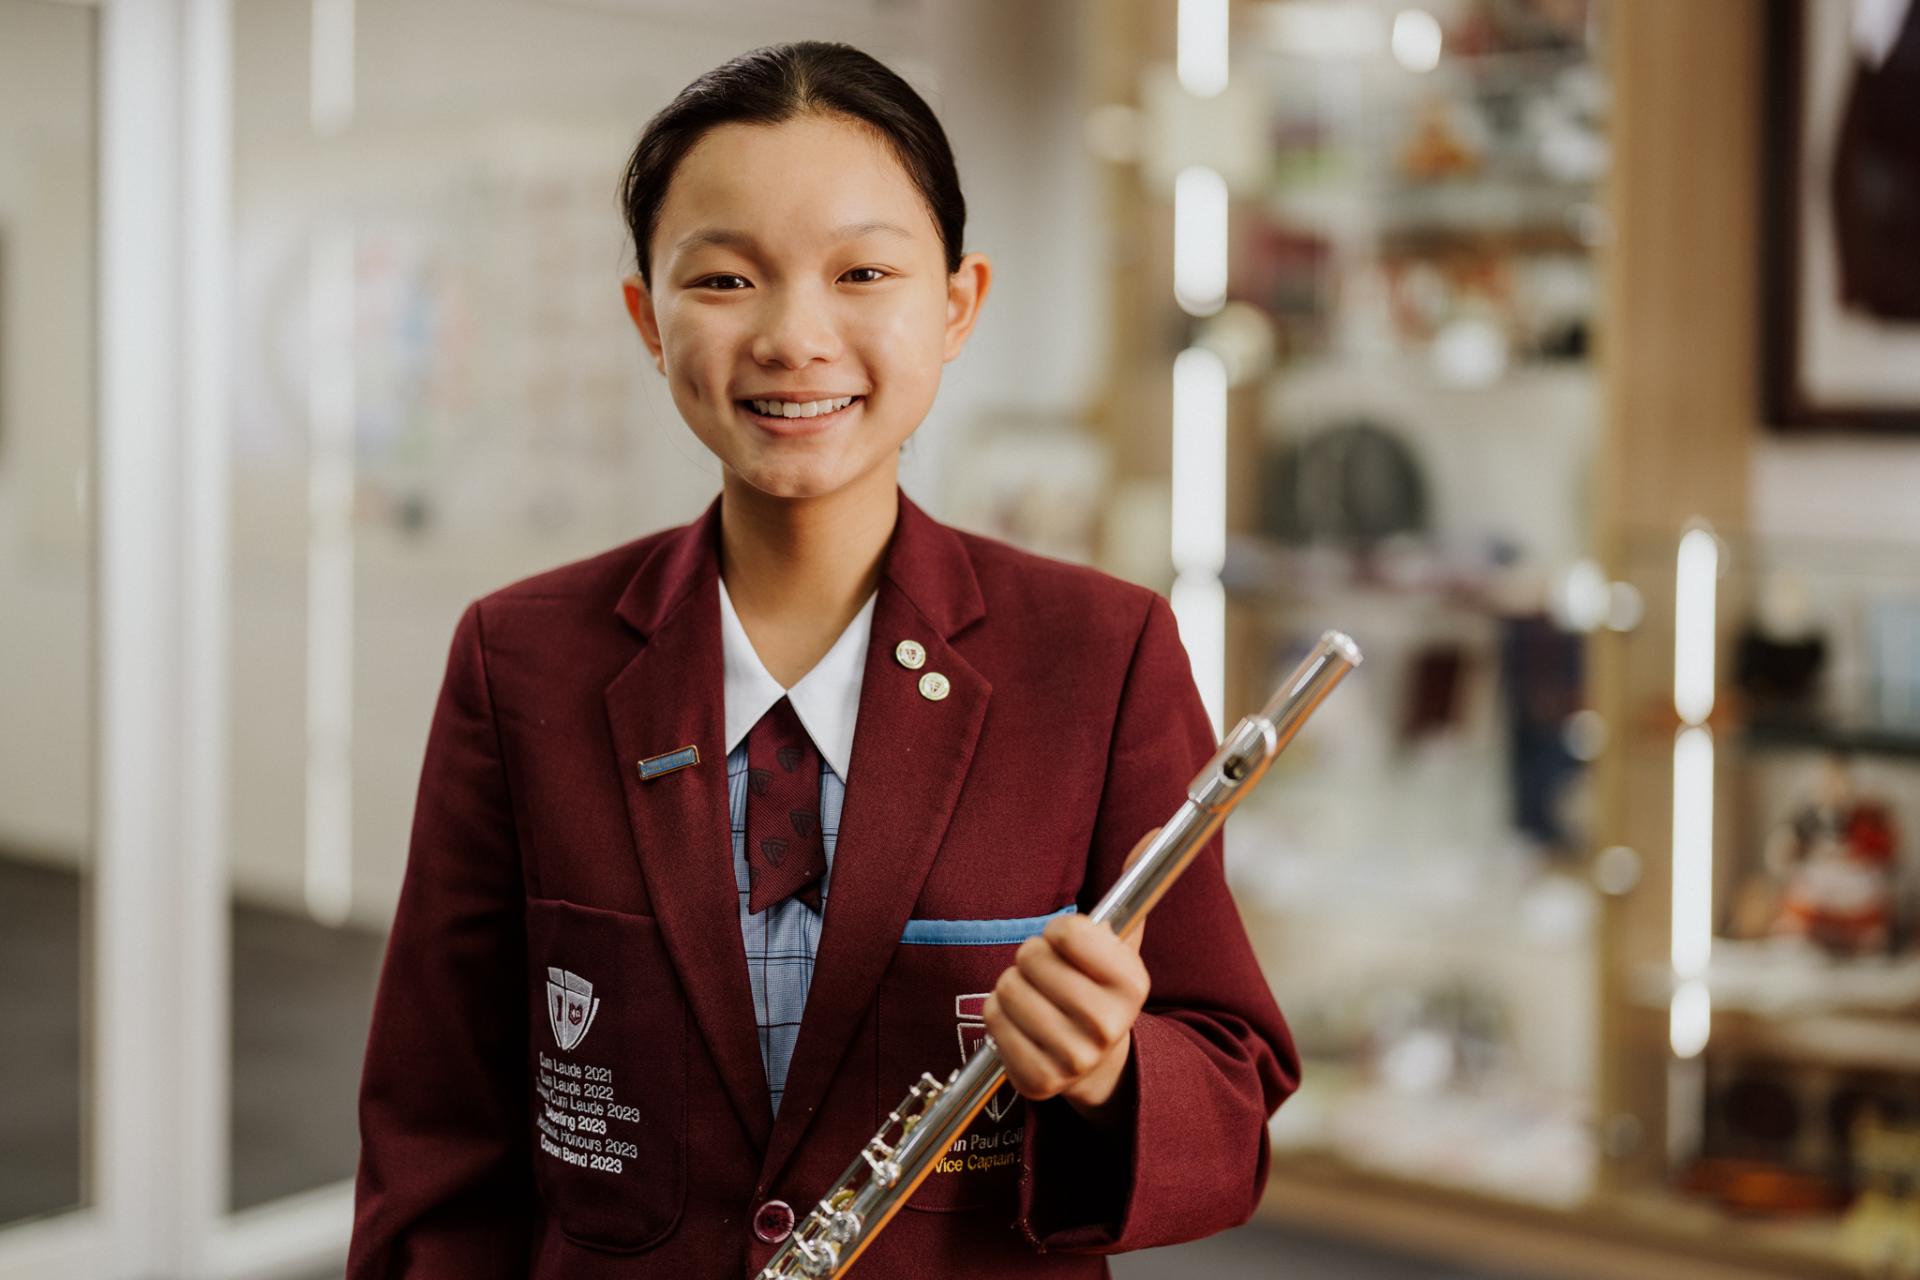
[730, 458, 853, 502]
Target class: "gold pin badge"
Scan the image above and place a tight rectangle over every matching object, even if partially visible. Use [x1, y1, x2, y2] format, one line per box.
[895, 639, 926, 670]
[918, 671, 950, 701]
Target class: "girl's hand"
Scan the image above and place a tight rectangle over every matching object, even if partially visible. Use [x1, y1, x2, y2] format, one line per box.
[982, 827, 1159, 1123]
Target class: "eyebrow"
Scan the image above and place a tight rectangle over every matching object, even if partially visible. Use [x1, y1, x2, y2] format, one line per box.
[671, 220, 915, 256]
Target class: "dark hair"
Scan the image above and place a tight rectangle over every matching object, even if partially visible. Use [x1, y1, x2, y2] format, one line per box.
[618, 41, 966, 289]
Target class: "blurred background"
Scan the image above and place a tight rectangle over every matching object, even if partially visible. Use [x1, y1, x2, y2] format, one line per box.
[4, 0, 1920, 1276]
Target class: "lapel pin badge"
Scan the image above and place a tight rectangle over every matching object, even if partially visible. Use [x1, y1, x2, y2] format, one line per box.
[637, 744, 700, 781]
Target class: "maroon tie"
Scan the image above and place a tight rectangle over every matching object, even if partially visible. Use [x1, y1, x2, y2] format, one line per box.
[744, 696, 828, 914]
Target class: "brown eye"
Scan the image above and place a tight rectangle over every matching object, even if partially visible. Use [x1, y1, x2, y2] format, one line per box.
[696, 275, 747, 290]
[844, 267, 887, 283]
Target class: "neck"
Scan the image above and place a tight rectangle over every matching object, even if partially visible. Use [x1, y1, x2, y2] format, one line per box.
[717, 463, 898, 635]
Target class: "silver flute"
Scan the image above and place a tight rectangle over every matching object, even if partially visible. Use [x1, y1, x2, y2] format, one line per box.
[756, 630, 1363, 1279]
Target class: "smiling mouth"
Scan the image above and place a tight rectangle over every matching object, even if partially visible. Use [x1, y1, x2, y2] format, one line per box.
[735, 397, 865, 430]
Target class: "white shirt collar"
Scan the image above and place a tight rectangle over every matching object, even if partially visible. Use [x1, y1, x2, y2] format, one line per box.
[717, 575, 875, 781]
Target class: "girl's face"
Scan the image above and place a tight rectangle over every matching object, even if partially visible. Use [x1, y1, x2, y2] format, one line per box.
[623, 113, 991, 502]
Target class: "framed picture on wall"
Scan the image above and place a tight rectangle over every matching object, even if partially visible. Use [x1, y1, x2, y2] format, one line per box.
[1764, 0, 1920, 432]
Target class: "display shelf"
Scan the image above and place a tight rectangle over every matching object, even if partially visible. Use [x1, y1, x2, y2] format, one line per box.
[1631, 937, 1920, 1021]
[1709, 1010, 1920, 1075]
[1268, 1058, 1594, 1209]
[1231, 844, 1596, 950]
[1256, 1153, 1858, 1280]
[1743, 715, 1920, 762]
[1219, 532, 1516, 617]
[1628, 990, 1920, 1082]
[1627, 943, 1920, 1072]
[1261, 178, 1595, 249]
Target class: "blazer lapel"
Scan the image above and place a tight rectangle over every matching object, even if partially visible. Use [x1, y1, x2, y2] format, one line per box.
[758, 490, 990, 1189]
[603, 495, 775, 1151]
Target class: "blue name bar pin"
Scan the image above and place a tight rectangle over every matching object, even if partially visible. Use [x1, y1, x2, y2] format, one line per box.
[637, 745, 700, 780]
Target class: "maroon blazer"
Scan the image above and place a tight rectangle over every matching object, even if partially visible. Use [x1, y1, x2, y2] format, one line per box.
[348, 486, 1301, 1278]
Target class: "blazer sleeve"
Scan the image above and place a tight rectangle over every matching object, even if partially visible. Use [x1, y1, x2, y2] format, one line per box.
[347, 600, 536, 1278]
[1013, 590, 1303, 1253]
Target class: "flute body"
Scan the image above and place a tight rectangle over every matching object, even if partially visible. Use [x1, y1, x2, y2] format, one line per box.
[756, 630, 1363, 1279]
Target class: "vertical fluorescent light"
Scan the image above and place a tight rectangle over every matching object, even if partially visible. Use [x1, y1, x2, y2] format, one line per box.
[1673, 526, 1718, 725]
[1665, 1052, 1706, 1166]
[1171, 347, 1228, 575]
[1174, 165, 1229, 317]
[306, 0, 356, 927]
[1670, 726, 1714, 981]
[1670, 976, 1711, 1060]
[1172, 347, 1228, 736]
[1172, 575, 1227, 739]
[1177, 0, 1230, 97]
[1173, 2, 1228, 737]
[1670, 522, 1718, 1057]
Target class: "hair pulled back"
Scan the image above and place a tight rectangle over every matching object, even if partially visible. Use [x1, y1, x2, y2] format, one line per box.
[619, 41, 966, 289]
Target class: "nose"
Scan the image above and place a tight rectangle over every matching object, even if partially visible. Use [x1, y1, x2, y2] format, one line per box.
[750, 286, 842, 370]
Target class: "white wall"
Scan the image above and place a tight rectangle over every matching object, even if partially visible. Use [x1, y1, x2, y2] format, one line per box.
[1751, 438, 1920, 543]
[0, 1, 95, 868]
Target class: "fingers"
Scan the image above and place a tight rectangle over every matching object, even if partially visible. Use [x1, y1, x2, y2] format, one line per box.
[983, 989, 1070, 1100]
[987, 968, 1104, 1095]
[982, 915, 1151, 1100]
[1035, 915, 1148, 1009]
[1015, 930, 1127, 1045]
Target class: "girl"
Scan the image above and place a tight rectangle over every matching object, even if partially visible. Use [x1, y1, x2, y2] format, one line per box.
[349, 40, 1299, 1279]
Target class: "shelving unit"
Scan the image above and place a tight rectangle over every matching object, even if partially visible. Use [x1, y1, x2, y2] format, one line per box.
[1212, 0, 1608, 1237]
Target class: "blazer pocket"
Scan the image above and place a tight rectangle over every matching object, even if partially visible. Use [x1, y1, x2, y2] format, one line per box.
[524, 896, 688, 1252]
[876, 906, 1075, 1214]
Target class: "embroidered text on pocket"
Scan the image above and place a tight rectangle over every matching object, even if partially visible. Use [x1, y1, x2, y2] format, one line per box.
[524, 897, 688, 1252]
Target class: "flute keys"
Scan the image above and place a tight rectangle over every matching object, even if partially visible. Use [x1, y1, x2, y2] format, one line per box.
[823, 1209, 863, 1245]
[918, 671, 950, 701]
[862, 1146, 902, 1187]
[797, 1239, 839, 1278]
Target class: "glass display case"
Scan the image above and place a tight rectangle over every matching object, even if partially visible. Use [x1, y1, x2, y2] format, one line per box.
[1209, 0, 1609, 1212]
[1602, 527, 1920, 1278]
[1111, 3, 1913, 1276]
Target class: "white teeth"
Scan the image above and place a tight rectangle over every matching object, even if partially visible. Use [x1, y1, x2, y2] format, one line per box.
[748, 395, 857, 418]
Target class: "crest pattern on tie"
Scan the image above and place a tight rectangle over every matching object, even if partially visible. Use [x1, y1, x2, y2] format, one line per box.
[745, 695, 828, 913]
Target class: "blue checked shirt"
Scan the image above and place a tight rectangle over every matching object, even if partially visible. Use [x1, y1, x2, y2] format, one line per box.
[727, 746, 845, 1115]
[716, 575, 876, 1116]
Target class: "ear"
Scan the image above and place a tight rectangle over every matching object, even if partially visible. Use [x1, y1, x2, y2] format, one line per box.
[942, 251, 992, 363]
[622, 272, 667, 375]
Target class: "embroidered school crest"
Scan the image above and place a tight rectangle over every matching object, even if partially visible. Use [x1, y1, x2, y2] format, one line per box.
[546, 967, 601, 1052]
[956, 993, 1021, 1122]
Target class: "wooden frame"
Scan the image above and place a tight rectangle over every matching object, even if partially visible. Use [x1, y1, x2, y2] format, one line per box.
[1763, 0, 1920, 434]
